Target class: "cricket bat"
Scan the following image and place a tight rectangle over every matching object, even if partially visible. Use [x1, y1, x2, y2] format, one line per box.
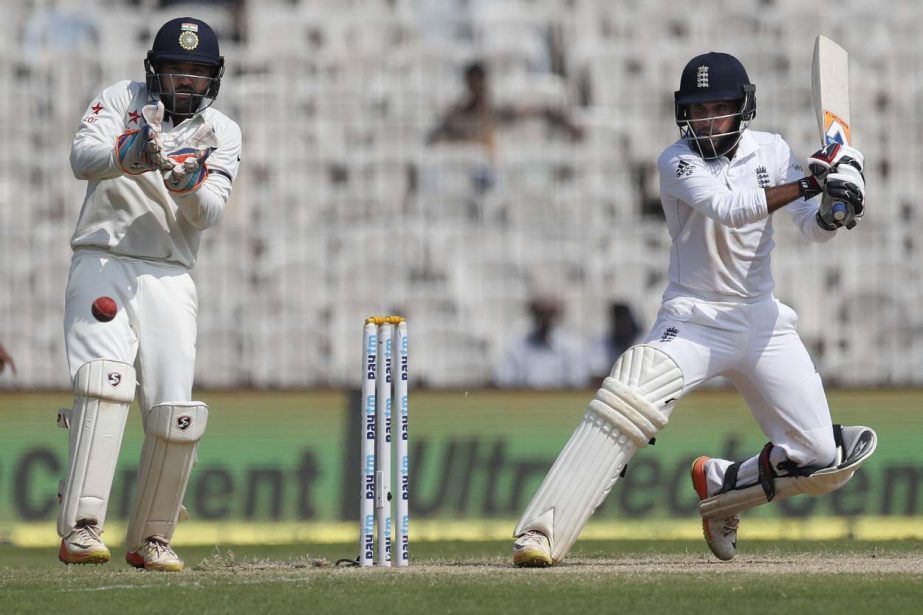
[811, 35, 852, 223]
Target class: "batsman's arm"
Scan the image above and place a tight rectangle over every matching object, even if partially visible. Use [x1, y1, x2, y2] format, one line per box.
[765, 182, 806, 214]
[776, 137, 836, 243]
[658, 152, 767, 228]
[768, 136, 838, 242]
[661, 147, 828, 239]
[169, 117, 241, 230]
[764, 180, 839, 241]
[70, 81, 136, 181]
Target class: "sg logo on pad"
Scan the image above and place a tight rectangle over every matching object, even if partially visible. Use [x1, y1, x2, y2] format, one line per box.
[107, 372, 122, 387]
[176, 416, 192, 430]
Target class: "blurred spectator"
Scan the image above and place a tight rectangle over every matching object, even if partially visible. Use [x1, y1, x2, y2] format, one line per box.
[587, 301, 641, 381]
[494, 294, 588, 389]
[428, 62, 497, 151]
[0, 342, 16, 376]
[427, 61, 583, 154]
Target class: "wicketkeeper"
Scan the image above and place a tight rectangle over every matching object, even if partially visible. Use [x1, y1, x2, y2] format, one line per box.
[513, 52, 874, 566]
[57, 17, 241, 571]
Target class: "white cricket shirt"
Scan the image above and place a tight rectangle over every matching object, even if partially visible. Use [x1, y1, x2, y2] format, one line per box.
[69, 80, 241, 268]
[657, 129, 834, 301]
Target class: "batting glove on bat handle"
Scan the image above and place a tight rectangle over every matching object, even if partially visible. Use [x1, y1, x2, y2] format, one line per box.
[802, 143, 865, 199]
[818, 165, 865, 231]
[816, 199, 853, 231]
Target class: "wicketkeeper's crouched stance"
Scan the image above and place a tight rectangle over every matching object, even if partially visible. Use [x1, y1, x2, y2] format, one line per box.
[512, 52, 874, 566]
[57, 17, 241, 572]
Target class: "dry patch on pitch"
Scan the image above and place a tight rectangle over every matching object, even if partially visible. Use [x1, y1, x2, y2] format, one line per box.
[191, 549, 923, 577]
[536, 552, 923, 575]
[381, 554, 923, 576]
[193, 548, 331, 572]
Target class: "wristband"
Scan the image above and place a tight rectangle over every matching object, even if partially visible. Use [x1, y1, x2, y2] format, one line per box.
[799, 177, 822, 199]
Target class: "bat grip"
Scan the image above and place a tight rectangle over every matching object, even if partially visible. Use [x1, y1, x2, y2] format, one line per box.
[832, 202, 848, 221]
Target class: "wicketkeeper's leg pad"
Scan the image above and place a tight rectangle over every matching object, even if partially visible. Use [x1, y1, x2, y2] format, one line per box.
[57, 360, 136, 537]
[514, 345, 684, 562]
[698, 425, 877, 520]
[126, 402, 208, 551]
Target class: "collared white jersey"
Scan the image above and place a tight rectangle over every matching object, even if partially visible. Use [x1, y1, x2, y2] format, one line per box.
[69, 80, 241, 268]
[657, 130, 835, 301]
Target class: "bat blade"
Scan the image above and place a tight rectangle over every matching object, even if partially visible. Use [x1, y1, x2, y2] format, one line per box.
[812, 35, 851, 146]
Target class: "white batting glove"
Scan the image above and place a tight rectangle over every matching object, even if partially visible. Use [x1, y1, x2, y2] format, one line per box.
[800, 143, 864, 199]
[115, 102, 168, 174]
[817, 164, 865, 231]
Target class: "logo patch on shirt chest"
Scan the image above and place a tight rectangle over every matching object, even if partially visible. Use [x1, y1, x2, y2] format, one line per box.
[755, 165, 770, 188]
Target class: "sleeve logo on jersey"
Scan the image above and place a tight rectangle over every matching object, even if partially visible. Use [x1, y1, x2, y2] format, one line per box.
[128, 110, 140, 124]
[755, 165, 770, 188]
[83, 102, 104, 123]
[675, 160, 695, 178]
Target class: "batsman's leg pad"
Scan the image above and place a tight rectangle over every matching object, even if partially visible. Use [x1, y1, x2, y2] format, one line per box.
[57, 360, 135, 537]
[514, 345, 683, 562]
[126, 402, 208, 550]
[698, 425, 877, 520]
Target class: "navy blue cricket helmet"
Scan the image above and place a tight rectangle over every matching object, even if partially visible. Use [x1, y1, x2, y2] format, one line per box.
[674, 52, 755, 159]
[145, 17, 224, 116]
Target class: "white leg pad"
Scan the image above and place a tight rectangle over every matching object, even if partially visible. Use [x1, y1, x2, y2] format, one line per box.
[514, 345, 683, 562]
[57, 360, 136, 536]
[698, 426, 877, 520]
[126, 402, 208, 550]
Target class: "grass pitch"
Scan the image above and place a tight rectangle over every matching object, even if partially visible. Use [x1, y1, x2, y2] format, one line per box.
[1, 540, 921, 615]
[2, 390, 921, 613]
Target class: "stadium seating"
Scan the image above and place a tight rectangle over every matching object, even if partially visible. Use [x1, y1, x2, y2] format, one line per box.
[1, 0, 920, 388]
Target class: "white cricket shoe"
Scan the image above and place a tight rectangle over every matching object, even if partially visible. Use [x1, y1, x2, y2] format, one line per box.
[59, 520, 110, 565]
[126, 536, 184, 572]
[691, 456, 738, 561]
[513, 530, 553, 567]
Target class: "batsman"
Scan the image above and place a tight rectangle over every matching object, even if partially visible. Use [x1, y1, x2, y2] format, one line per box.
[57, 17, 241, 571]
[513, 51, 874, 566]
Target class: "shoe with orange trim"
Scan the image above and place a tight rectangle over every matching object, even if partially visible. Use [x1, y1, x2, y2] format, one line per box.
[126, 536, 184, 572]
[691, 455, 738, 561]
[59, 520, 110, 565]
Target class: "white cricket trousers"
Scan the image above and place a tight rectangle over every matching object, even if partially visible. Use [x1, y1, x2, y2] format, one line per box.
[643, 295, 837, 495]
[63, 249, 197, 410]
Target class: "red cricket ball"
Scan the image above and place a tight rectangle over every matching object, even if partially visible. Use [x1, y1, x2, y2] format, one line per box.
[91, 296, 118, 322]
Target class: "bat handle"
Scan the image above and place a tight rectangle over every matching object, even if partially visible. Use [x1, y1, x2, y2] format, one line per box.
[832, 202, 848, 222]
